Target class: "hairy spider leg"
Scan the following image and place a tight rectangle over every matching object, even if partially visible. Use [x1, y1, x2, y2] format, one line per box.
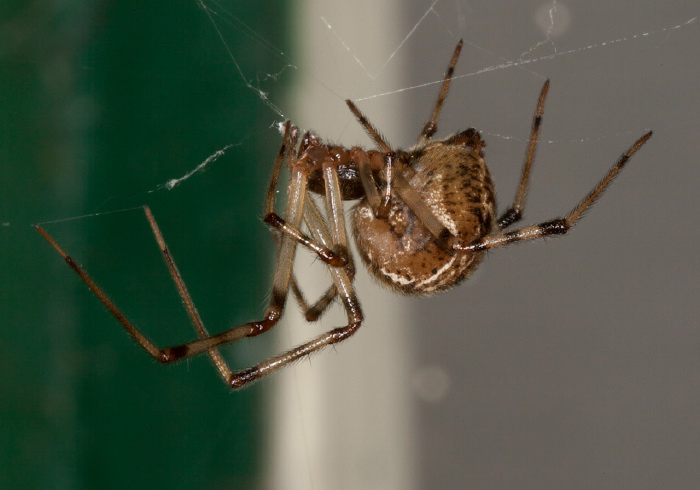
[345, 40, 466, 245]
[35, 131, 323, 388]
[288, 195, 357, 322]
[141, 206, 230, 381]
[417, 38, 464, 144]
[452, 131, 653, 253]
[36, 38, 652, 389]
[262, 121, 347, 268]
[36, 117, 370, 388]
[231, 148, 364, 388]
[497, 80, 550, 229]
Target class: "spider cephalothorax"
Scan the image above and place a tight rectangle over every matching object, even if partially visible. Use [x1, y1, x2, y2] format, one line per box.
[37, 40, 652, 389]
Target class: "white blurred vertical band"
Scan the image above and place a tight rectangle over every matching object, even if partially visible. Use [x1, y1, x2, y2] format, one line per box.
[265, 2, 416, 489]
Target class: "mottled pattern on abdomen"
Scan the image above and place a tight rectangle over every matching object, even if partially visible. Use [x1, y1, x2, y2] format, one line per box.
[352, 142, 496, 296]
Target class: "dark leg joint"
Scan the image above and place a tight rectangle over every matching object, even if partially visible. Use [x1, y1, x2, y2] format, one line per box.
[160, 345, 188, 363]
[498, 208, 522, 228]
[319, 249, 347, 267]
[305, 310, 320, 322]
[250, 318, 276, 337]
[436, 228, 455, 252]
[265, 213, 346, 267]
[540, 218, 568, 235]
[230, 367, 259, 389]
[421, 122, 437, 139]
[264, 212, 283, 228]
[329, 322, 361, 344]
[331, 245, 350, 267]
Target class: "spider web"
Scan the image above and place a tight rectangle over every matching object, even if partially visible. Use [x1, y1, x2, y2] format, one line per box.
[32, 0, 696, 222]
[21, 2, 699, 489]
[157, 0, 694, 192]
[182, 3, 698, 490]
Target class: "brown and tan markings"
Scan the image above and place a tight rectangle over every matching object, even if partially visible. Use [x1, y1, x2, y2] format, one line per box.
[37, 40, 652, 389]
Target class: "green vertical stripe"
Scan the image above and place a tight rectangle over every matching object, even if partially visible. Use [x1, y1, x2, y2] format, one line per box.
[0, 1, 290, 488]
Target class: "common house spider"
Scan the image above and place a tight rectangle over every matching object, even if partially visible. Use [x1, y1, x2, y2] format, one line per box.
[37, 40, 652, 389]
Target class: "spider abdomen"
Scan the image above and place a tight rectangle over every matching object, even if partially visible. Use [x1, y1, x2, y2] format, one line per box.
[352, 134, 496, 296]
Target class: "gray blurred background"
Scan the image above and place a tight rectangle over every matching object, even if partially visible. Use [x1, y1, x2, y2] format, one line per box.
[403, 2, 700, 489]
[280, 1, 700, 488]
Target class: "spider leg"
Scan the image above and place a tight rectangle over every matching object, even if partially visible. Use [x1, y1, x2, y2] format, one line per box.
[351, 145, 399, 221]
[350, 121, 455, 248]
[266, 121, 344, 321]
[345, 100, 392, 153]
[278, 214, 353, 323]
[345, 122, 455, 246]
[289, 276, 337, 322]
[393, 171, 453, 246]
[417, 39, 464, 145]
[37, 221, 174, 362]
[356, 149, 382, 212]
[36, 217, 259, 368]
[181, 156, 364, 388]
[288, 153, 361, 321]
[344, 102, 404, 219]
[164, 160, 356, 389]
[142, 206, 231, 381]
[36, 156, 315, 389]
[231, 160, 364, 388]
[312, 155, 362, 328]
[497, 80, 550, 229]
[376, 152, 396, 219]
[264, 121, 347, 268]
[289, 195, 357, 322]
[290, 273, 357, 322]
[453, 131, 653, 252]
[232, 315, 361, 388]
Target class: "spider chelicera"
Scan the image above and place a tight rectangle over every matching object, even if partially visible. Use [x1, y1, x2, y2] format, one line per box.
[36, 40, 652, 389]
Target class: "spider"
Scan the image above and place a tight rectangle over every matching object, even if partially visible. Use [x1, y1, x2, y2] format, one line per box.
[36, 40, 652, 389]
